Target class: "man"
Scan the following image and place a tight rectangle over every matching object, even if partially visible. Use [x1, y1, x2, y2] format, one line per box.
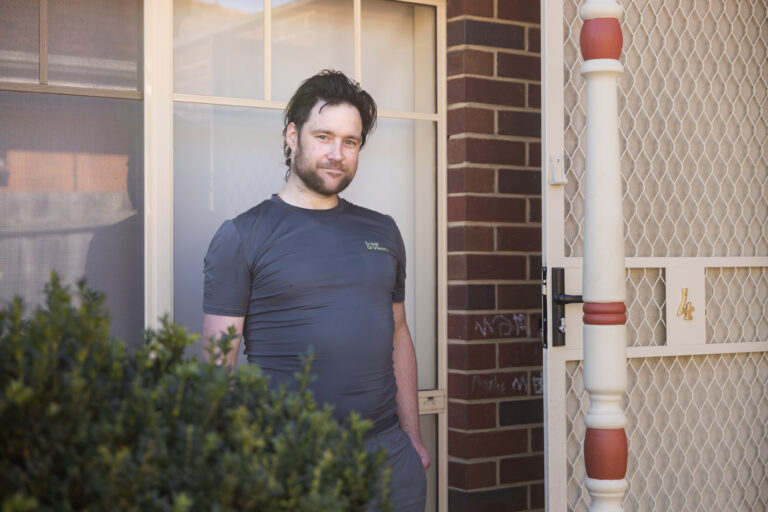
[201, 70, 429, 511]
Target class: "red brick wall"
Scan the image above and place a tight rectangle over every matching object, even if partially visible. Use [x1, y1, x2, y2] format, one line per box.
[446, 0, 543, 510]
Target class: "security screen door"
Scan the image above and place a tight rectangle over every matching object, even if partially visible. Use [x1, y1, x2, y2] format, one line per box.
[542, 1, 768, 510]
[157, 0, 447, 510]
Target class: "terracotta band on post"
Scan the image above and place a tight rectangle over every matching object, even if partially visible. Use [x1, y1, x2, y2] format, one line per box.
[583, 302, 626, 325]
[580, 18, 623, 61]
[584, 428, 628, 480]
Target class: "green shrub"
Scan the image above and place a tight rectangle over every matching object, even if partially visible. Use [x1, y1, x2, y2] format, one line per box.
[0, 273, 390, 512]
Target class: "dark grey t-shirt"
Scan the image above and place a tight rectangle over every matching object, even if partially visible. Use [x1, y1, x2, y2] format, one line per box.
[203, 195, 405, 429]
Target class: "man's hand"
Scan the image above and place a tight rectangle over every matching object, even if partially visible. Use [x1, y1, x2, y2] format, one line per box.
[392, 302, 430, 472]
[409, 435, 431, 471]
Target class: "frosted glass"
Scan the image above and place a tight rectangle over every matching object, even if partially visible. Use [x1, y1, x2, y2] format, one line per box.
[345, 118, 437, 389]
[173, 109, 436, 386]
[174, 0, 265, 98]
[0, 0, 39, 83]
[0, 91, 144, 346]
[47, 0, 142, 90]
[362, 0, 435, 113]
[420, 414, 438, 512]
[173, 103, 285, 358]
[271, 0, 354, 101]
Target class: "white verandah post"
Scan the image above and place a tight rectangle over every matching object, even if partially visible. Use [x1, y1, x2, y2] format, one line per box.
[578, 1, 629, 510]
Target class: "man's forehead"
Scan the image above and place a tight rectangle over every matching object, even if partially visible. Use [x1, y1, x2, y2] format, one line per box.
[308, 101, 362, 129]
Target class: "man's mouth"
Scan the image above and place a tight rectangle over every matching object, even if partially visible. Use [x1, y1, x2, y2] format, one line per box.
[320, 167, 344, 177]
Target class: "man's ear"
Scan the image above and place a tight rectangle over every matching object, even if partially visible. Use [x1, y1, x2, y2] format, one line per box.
[285, 122, 298, 151]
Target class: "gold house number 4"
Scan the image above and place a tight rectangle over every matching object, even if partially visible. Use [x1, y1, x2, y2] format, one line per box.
[677, 288, 695, 321]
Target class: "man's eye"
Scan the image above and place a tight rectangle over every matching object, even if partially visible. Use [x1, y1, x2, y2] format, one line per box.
[317, 134, 328, 141]
[345, 140, 359, 147]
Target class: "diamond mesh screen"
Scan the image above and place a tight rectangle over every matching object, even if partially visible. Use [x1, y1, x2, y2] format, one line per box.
[563, 0, 768, 257]
[706, 267, 768, 343]
[566, 354, 768, 511]
[626, 268, 666, 347]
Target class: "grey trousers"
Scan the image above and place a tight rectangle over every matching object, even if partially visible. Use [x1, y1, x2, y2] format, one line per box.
[364, 422, 427, 512]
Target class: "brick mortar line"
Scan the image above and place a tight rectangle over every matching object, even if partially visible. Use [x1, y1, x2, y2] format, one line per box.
[448, 340, 541, 345]
[447, 166, 542, 173]
[446, 51, 542, 66]
[447, 45, 542, 58]
[446, 163, 541, 171]
[447, 337, 541, 343]
[447, 207, 542, 214]
[495, 47, 542, 58]
[448, 453, 545, 463]
[448, 274, 539, 280]
[447, 192, 542, 199]
[447, 131, 541, 140]
[449, 372, 543, 379]
[447, 103, 542, 114]
[445, 13, 541, 28]
[447, 231, 542, 236]
[448, 339, 542, 348]
[448, 368, 543, 377]
[446, 70, 540, 82]
[449, 366, 544, 373]
[446, 14, 541, 28]
[447, 109, 541, 119]
[447, 280, 541, 286]
[446, 310, 541, 316]
[449, 133, 542, 143]
[447, 221, 543, 228]
[447, 424, 530, 434]
[446, 481, 545, 493]
[446, 481, 544, 492]
[447, 100, 541, 109]
[447, 74, 541, 86]
[448, 397, 545, 405]
[448, 163, 542, 171]
[447, 251, 542, 256]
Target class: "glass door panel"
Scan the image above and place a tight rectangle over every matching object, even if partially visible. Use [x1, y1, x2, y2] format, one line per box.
[271, 0, 354, 101]
[362, 0, 436, 113]
[173, 0, 265, 98]
[173, 102, 284, 356]
[0, 91, 144, 346]
[350, 117, 437, 389]
[0, 0, 40, 83]
[47, 0, 142, 90]
[420, 414, 438, 512]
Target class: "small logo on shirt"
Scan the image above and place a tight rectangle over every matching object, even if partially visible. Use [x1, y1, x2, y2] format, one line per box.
[364, 241, 390, 253]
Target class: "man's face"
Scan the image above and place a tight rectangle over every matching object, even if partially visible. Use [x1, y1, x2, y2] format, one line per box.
[286, 101, 363, 197]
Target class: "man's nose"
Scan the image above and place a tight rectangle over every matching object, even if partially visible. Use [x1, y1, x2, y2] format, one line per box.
[327, 140, 343, 161]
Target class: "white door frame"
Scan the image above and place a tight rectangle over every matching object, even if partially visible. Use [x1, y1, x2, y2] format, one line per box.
[143, 1, 448, 509]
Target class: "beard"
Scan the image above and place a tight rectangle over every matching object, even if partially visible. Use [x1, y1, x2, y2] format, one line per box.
[291, 140, 355, 196]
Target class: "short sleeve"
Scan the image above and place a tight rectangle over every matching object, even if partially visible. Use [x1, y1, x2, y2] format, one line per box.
[203, 220, 251, 316]
[390, 217, 406, 303]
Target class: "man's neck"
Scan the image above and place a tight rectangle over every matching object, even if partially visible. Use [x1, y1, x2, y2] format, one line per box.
[278, 178, 339, 210]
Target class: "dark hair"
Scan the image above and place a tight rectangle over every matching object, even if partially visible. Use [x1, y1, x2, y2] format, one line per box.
[282, 70, 377, 171]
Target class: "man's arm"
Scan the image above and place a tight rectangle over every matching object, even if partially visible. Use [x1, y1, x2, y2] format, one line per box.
[202, 313, 245, 368]
[392, 302, 430, 470]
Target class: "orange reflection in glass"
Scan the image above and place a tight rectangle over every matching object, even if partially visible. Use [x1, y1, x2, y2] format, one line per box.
[5, 150, 128, 193]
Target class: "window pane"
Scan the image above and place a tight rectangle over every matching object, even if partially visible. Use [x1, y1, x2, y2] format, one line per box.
[0, 91, 144, 346]
[271, 0, 354, 102]
[47, 0, 142, 90]
[362, 0, 436, 113]
[347, 118, 437, 389]
[174, 0, 265, 98]
[173, 103, 285, 356]
[420, 414, 438, 512]
[0, 0, 39, 83]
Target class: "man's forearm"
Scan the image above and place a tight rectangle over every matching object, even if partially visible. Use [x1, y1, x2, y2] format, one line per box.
[202, 313, 245, 368]
[393, 329, 421, 438]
